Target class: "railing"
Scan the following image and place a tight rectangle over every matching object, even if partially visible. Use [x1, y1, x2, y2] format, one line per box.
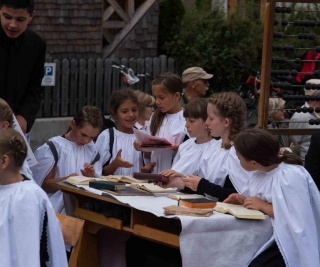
[39, 55, 177, 117]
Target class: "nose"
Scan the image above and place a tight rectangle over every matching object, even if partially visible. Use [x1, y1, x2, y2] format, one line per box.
[8, 20, 17, 29]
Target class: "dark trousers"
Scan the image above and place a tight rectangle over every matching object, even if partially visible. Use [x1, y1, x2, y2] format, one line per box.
[248, 242, 285, 267]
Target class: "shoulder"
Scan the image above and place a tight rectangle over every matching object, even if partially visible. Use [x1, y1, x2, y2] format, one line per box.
[25, 29, 46, 45]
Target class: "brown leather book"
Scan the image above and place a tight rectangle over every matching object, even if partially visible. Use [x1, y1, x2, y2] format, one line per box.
[178, 198, 216, 209]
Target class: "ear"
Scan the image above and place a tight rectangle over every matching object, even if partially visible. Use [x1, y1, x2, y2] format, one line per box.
[174, 92, 181, 100]
[70, 119, 76, 130]
[224, 117, 232, 127]
[110, 110, 117, 121]
[0, 121, 9, 130]
[0, 154, 10, 170]
[29, 11, 35, 23]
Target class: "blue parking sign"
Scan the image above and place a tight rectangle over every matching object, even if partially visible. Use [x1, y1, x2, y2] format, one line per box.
[41, 63, 56, 86]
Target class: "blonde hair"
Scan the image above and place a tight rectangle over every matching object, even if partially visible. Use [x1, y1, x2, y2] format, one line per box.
[304, 79, 320, 97]
[135, 90, 155, 115]
[268, 98, 285, 118]
[0, 98, 14, 128]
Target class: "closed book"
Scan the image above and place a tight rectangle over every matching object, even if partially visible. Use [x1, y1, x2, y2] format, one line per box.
[89, 180, 126, 191]
[178, 198, 216, 209]
[133, 172, 169, 183]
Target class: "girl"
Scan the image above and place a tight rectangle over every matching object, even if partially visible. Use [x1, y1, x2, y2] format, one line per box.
[0, 128, 68, 267]
[0, 98, 33, 180]
[166, 92, 249, 201]
[96, 88, 141, 175]
[31, 105, 103, 213]
[161, 98, 216, 176]
[224, 128, 320, 267]
[134, 90, 155, 130]
[140, 72, 187, 173]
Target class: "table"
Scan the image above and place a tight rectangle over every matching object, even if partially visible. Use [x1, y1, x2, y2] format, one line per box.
[53, 182, 274, 267]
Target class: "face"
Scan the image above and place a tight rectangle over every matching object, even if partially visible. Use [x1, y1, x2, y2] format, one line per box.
[70, 122, 100, 146]
[152, 85, 180, 114]
[272, 106, 285, 121]
[0, 6, 33, 39]
[205, 103, 229, 138]
[141, 106, 154, 121]
[185, 117, 207, 138]
[193, 79, 209, 97]
[236, 150, 256, 172]
[114, 99, 138, 131]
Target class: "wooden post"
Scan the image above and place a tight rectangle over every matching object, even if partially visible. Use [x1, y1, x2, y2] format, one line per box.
[260, 0, 267, 22]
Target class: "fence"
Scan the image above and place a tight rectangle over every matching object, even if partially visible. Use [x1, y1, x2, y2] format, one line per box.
[39, 55, 177, 118]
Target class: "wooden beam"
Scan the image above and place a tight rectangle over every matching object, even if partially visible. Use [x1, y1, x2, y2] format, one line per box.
[127, 0, 135, 18]
[103, 6, 115, 21]
[103, 21, 126, 29]
[228, 0, 238, 15]
[103, 0, 157, 58]
[103, 29, 113, 43]
[107, 0, 130, 22]
[260, 0, 267, 22]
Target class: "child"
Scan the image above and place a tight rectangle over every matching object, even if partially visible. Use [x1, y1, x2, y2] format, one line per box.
[31, 105, 103, 213]
[141, 72, 187, 173]
[161, 98, 216, 176]
[0, 128, 68, 267]
[224, 128, 320, 267]
[0, 98, 33, 180]
[0, 0, 46, 134]
[166, 92, 249, 201]
[134, 90, 155, 130]
[96, 88, 142, 175]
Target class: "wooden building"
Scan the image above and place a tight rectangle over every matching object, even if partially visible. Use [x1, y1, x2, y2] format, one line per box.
[30, 0, 159, 59]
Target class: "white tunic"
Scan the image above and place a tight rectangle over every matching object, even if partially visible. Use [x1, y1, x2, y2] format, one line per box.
[95, 128, 142, 175]
[0, 181, 68, 267]
[146, 110, 187, 173]
[172, 138, 218, 175]
[197, 144, 250, 191]
[31, 136, 101, 213]
[241, 163, 320, 267]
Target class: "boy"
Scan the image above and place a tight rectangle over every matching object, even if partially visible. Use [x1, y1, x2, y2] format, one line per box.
[0, 0, 46, 133]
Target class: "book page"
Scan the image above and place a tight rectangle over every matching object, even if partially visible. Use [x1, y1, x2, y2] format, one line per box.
[132, 183, 177, 193]
[167, 193, 205, 200]
[214, 202, 265, 219]
[101, 175, 147, 184]
[133, 128, 174, 151]
[64, 176, 98, 185]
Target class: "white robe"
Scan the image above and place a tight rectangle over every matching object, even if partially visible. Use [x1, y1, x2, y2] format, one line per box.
[146, 110, 187, 173]
[31, 136, 101, 213]
[172, 138, 218, 175]
[241, 163, 320, 267]
[95, 128, 142, 175]
[0, 181, 68, 267]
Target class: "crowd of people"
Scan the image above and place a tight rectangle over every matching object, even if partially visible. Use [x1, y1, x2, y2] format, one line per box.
[1, 0, 320, 267]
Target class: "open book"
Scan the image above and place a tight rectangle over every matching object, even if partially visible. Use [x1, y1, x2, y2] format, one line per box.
[64, 176, 99, 186]
[100, 175, 148, 184]
[213, 202, 266, 220]
[131, 183, 177, 193]
[133, 128, 174, 152]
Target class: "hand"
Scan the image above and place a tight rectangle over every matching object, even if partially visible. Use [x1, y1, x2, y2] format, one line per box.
[80, 163, 95, 177]
[181, 175, 201, 191]
[112, 149, 134, 168]
[163, 176, 185, 189]
[223, 193, 246, 205]
[133, 140, 142, 151]
[141, 162, 156, 173]
[16, 115, 27, 133]
[243, 197, 267, 211]
[160, 169, 183, 178]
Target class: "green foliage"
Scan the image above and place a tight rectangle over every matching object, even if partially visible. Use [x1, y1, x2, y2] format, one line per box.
[158, 0, 185, 55]
[160, 1, 264, 92]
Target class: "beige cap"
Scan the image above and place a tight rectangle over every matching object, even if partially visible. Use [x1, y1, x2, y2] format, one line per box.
[304, 79, 320, 96]
[182, 67, 213, 83]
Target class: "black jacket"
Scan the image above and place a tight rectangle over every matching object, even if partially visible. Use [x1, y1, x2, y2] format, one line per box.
[305, 130, 320, 190]
[0, 26, 46, 132]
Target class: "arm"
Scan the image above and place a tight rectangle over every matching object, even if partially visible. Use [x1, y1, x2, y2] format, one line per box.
[244, 197, 274, 218]
[102, 149, 133, 175]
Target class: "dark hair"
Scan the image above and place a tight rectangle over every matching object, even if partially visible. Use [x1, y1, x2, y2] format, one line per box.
[150, 73, 182, 135]
[0, 0, 34, 13]
[234, 128, 303, 166]
[0, 98, 14, 128]
[0, 128, 27, 168]
[209, 92, 247, 143]
[109, 88, 138, 119]
[183, 98, 208, 121]
[73, 105, 103, 129]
